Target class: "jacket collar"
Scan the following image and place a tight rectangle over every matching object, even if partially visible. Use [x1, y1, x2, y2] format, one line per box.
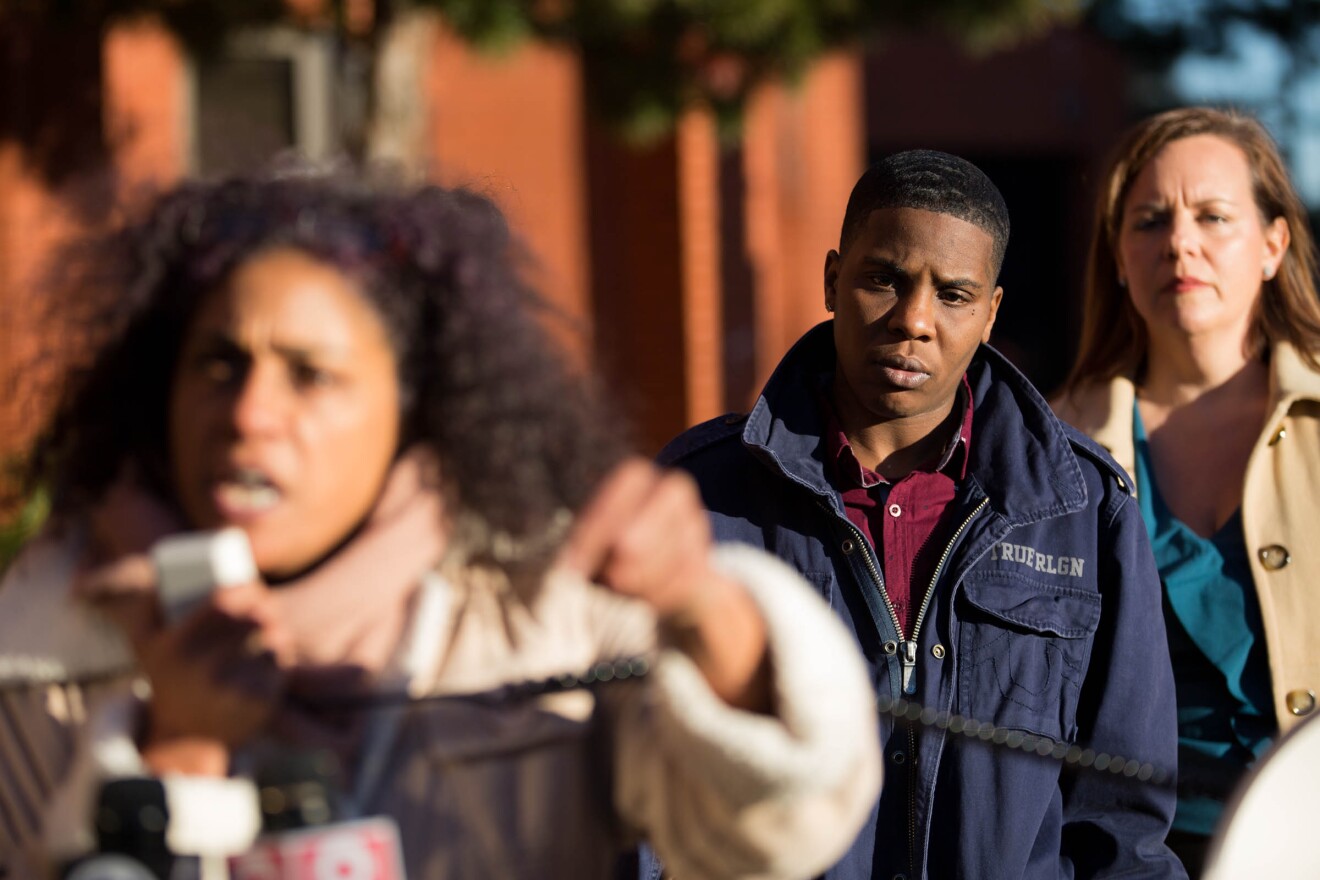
[743, 322, 1087, 525]
[1054, 376, 1137, 484]
[1053, 341, 1320, 487]
[1271, 342, 1320, 410]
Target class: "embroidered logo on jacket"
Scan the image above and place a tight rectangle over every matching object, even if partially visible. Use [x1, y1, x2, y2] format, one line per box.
[990, 541, 1086, 577]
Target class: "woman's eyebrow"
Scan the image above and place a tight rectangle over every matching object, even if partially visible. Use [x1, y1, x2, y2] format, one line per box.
[1130, 194, 1239, 211]
[187, 331, 246, 354]
[271, 341, 351, 361]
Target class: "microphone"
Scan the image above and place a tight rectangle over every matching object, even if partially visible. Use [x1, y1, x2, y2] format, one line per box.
[65, 530, 406, 878]
[62, 752, 406, 880]
[229, 748, 407, 880]
[61, 775, 262, 879]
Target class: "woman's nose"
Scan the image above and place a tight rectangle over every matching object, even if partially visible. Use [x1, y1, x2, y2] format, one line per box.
[1166, 213, 1199, 258]
[231, 363, 287, 436]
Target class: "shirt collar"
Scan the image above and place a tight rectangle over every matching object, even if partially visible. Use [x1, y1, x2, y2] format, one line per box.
[819, 375, 973, 488]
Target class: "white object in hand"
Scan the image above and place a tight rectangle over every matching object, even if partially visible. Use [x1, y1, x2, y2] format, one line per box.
[151, 527, 257, 622]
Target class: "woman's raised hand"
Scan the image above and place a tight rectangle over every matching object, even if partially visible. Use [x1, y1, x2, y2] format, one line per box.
[75, 478, 293, 774]
[559, 458, 772, 712]
[134, 582, 292, 775]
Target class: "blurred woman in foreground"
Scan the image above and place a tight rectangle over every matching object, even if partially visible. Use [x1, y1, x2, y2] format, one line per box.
[0, 171, 879, 878]
[1053, 106, 1320, 874]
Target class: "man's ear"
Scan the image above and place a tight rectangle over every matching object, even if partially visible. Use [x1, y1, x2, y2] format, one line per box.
[981, 286, 1004, 344]
[824, 250, 840, 313]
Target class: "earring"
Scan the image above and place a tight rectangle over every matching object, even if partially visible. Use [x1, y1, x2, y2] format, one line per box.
[1117, 276, 1127, 289]
[1264, 264, 1276, 281]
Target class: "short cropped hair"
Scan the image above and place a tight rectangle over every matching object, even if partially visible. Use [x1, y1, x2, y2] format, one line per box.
[839, 149, 1011, 277]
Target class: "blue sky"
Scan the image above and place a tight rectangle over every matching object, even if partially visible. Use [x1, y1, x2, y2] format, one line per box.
[1114, 0, 1320, 205]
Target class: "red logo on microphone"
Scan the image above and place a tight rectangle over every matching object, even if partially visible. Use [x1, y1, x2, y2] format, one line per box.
[230, 817, 406, 880]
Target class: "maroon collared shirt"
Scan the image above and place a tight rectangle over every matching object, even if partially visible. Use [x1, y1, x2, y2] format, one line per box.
[821, 377, 973, 635]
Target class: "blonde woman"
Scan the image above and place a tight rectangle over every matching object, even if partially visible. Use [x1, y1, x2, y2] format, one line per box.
[1054, 106, 1320, 874]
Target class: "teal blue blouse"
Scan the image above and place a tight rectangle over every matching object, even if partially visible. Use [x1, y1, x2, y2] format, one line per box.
[1133, 404, 1276, 835]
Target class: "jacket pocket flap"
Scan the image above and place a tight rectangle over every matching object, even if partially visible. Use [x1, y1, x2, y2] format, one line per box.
[960, 574, 1101, 638]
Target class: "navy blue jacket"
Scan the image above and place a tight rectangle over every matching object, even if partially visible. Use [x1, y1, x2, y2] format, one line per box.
[657, 324, 1184, 879]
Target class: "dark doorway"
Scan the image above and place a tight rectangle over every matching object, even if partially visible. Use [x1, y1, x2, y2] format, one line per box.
[971, 153, 1089, 396]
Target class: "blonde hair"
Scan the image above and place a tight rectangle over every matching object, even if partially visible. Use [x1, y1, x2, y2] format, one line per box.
[1065, 106, 1320, 392]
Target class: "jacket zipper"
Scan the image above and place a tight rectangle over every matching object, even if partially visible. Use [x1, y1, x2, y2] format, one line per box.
[826, 495, 989, 879]
[839, 517, 902, 633]
[829, 496, 989, 694]
[829, 512, 921, 877]
[905, 497, 989, 693]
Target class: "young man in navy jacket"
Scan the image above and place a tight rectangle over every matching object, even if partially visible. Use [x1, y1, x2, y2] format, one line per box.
[656, 151, 1185, 878]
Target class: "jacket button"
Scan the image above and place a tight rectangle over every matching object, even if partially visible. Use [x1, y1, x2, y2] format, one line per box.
[931, 644, 946, 659]
[1259, 544, 1292, 570]
[842, 538, 856, 554]
[883, 640, 898, 655]
[1287, 689, 1316, 716]
[892, 874, 909, 880]
[892, 750, 907, 765]
[1270, 424, 1287, 445]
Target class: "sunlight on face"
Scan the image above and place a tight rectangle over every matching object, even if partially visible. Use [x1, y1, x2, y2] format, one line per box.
[826, 207, 1002, 435]
[1117, 134, 1289, 345]
[168, 247, 402, 579]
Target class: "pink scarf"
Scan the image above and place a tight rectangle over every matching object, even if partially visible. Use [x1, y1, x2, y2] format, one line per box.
[268, 452, 447, 672]
[78, 450, 448, 676]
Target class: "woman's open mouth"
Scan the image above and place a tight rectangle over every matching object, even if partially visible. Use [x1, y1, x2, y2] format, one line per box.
[213, 467, 283, 519]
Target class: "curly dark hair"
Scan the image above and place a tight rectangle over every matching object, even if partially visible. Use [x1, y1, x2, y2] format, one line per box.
[29, 168, 630, 577]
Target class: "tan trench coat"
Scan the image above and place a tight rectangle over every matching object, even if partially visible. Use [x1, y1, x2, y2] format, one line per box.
[1052, 342, 1320, 735]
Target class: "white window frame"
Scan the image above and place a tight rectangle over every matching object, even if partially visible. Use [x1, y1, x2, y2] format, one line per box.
[183, 26, 337, 174]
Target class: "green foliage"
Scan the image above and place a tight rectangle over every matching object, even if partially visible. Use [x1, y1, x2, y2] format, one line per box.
[1, 0, 1082, 138]
[0, 488, 48, 576]
[417, 0, 1084, 140]
[428, 0, 534, 52]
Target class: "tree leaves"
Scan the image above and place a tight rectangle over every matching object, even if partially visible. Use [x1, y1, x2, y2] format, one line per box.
[0, 0, 1084, 139]
[422, 0, 1083, 139]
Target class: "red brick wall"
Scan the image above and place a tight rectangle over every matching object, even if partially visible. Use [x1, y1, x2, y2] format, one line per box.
[0, 16, 867, 483]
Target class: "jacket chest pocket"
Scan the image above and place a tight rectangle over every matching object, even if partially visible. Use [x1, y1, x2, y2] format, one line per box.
[955, 573, 1101, 742]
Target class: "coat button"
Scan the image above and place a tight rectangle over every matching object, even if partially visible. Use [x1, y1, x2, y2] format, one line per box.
[931, 644, 946, 659]
[892, 750, 907, 765]
[1287, 689, 1316, 716]
[842, 538, 856, 554]
[1259, 545, 1292, 570]
[883, 640, 899, 655]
